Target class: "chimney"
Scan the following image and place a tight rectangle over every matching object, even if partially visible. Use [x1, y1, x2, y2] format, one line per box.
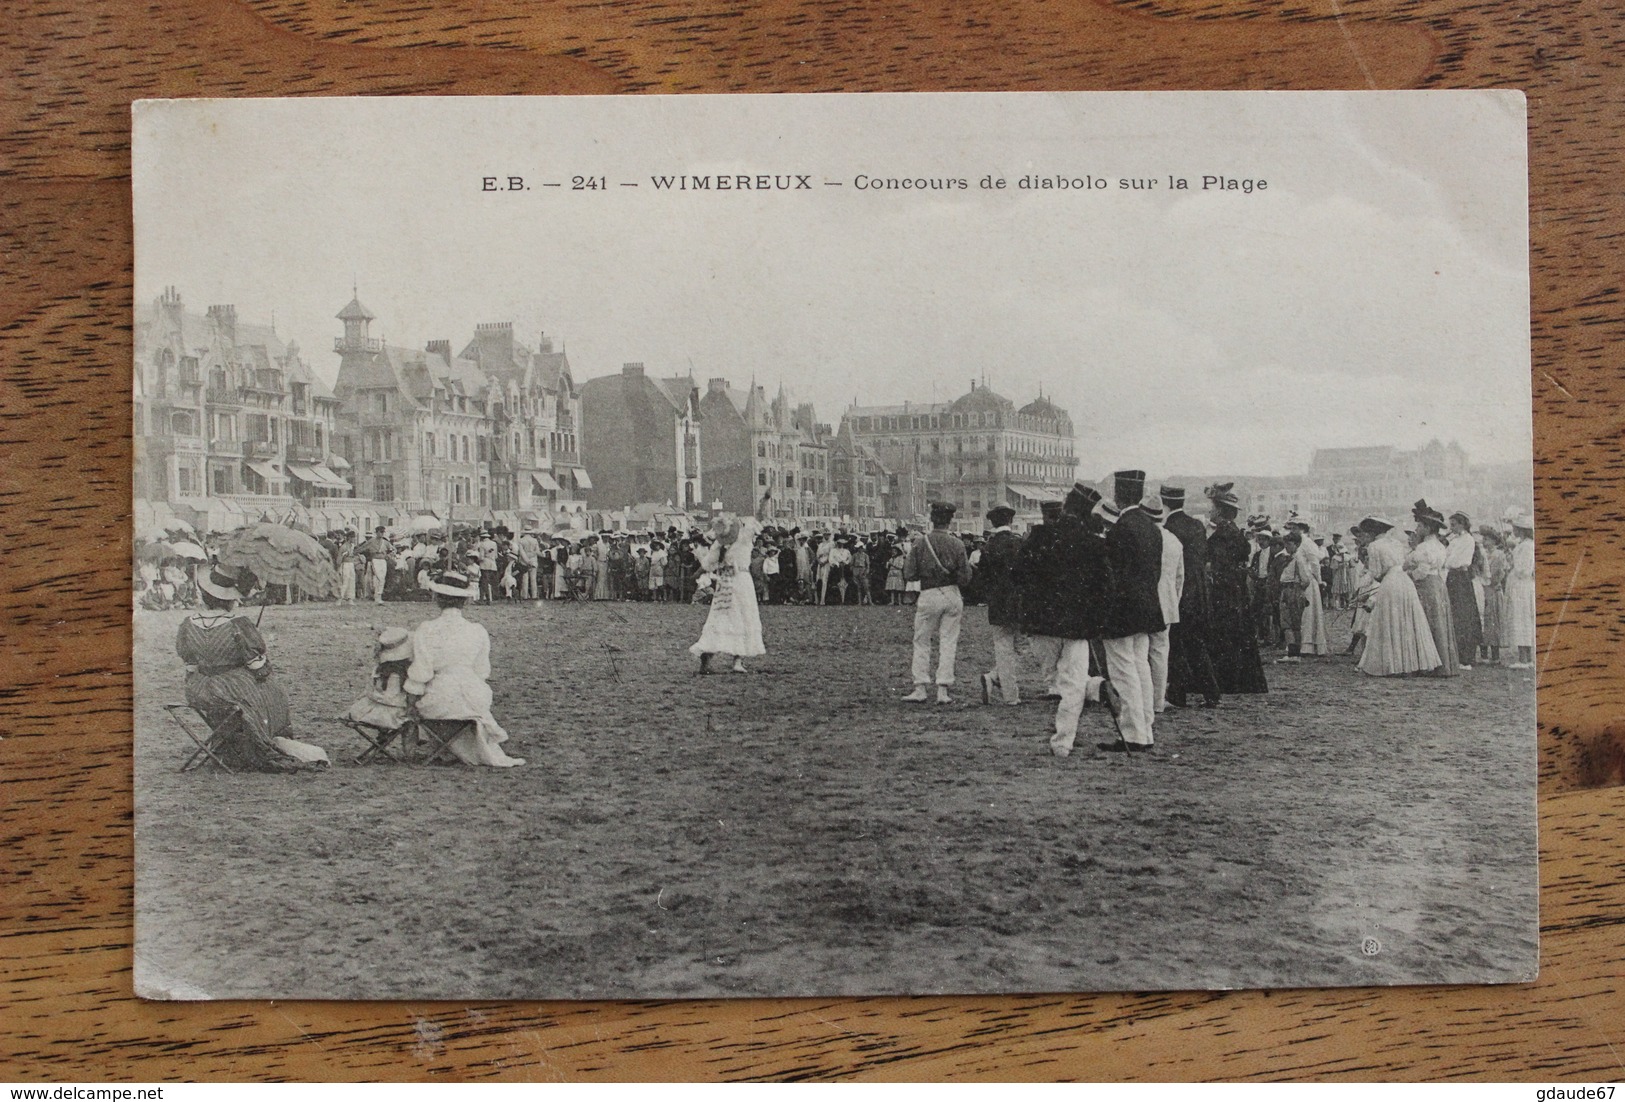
[708, 377, 729, 394]
[622, 362, 645, 377]
[475, 322, 513, 333]
[426, 339, 451, 362]
[206, 304, 237, 339]
[538, 332, 554, 353]
[160, 286, 182, 309]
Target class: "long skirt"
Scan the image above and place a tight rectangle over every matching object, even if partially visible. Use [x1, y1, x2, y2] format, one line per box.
[1503, 576, 1536, 648]
[1446, 567, 1482, 665]
[1207, 577, 1268, 693]
[1481, 583, 1503, 647]
[1413, 573, 1459, 676]
[690, 567, 766, 658]
[1358, 570, 1440, 676]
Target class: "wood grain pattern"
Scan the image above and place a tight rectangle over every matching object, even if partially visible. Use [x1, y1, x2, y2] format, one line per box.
[2, 0, 1622, 1081]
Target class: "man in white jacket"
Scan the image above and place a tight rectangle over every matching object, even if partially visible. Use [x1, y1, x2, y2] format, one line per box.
[1143, 497, 1185, 715]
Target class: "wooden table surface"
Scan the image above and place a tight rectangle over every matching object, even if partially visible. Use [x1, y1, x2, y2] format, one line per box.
[3, 0, 1622, 1082]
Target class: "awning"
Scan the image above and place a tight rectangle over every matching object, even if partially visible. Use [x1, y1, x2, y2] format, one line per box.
[327, 454, 351, 470]
[284, 463, 320, 484]
[1005, 483, 1062, 503]
[310, 464, 352, 491]
[572, 468, 593, 490]
[531, 471, 561, 493]
[244, 460, 282, 483]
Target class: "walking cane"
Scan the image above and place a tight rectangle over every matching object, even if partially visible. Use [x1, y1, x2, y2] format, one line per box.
[1088, 638, 1125, 740]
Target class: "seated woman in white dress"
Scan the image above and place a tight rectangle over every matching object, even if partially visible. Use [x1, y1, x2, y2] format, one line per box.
[404, 569, 525, 767]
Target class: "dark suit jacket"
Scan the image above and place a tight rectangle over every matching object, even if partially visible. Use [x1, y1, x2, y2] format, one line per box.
[1103, 506, 1166, 638]
[1164, 510, 1211, 624]
[1012, 516, 1113, 640]
[978, 529, 1023, 627]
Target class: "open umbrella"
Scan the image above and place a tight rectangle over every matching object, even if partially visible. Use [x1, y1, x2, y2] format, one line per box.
[408, 514, 442, 535]
[168, 540, 208, 560]
[136, 540, 174, 562]
[215, 522, 340, 602]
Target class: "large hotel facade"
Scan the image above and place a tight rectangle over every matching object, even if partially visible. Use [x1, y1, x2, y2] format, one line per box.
[844, 381, 1080, 531]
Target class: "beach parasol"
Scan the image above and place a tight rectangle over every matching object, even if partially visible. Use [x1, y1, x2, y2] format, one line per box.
[215, 522, 340, 612]
[408, 514, 443, 535]
[136, 540, 174, 562]
[168, 540, 208, 560]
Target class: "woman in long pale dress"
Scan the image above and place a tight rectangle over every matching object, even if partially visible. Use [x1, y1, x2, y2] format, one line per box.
[405, 570, 525, 767]
[1357, 517, 1441, 677]
[690, 496, 770, 673]
[1285, 533, 1330, 657]
[1406, 502, 1458, 677]
[1503, 516, 1536, 668]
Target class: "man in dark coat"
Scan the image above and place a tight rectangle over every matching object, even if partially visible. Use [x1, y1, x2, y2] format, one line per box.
[1014, 483, 1120, 757]
[1205, 485, 1269, 693]
[1016, 500, 1066, 697]
[1161, 485, 1222, 708]
[1098, 469, 1165, 751]
[977, 506, 1025, 705]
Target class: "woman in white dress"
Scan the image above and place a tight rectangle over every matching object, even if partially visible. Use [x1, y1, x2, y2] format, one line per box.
[405, 569, 525, 767]
[690, 494, 771, 673]
[1502, 514, 1536, 668]
[1283, 530, 1330, 658]
[1357, 516, 1441, 677]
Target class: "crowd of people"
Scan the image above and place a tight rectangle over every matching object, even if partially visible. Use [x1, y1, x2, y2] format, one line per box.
[154, 480, 1537, 773]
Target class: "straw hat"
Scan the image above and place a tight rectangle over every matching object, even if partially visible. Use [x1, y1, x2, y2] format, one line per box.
[375, 626, 413, 662]
[195, 563, 246, 601]
[428, 569, 479, 598]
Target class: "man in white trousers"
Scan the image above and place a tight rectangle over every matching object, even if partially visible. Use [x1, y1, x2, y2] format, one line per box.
[901, 502, 972, 704]
[1143, 497, 1185, 715]
[1097, 470, 1166, 752]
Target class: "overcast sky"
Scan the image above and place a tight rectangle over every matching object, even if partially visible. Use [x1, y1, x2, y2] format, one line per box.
[134, 91, 1531, 480]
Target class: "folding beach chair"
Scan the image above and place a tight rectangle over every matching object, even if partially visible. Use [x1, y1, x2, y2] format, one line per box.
[339, 716, 416, 764]
[410, 717, 477, 765]
[163, 702, 243, 774]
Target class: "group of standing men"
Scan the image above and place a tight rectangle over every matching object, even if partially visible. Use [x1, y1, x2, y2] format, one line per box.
[903, 470, 1268, 758]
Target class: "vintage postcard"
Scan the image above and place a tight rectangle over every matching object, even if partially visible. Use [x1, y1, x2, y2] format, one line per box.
[131, 91, 1535, 999]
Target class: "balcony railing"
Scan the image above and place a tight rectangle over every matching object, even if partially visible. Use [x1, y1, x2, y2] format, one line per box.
[286, 443, 324, 464]
[334, 337, 384, 354]
[243, 440, 278, 459]
[205, 387, 236, 405]
[554, 449, 579, 467]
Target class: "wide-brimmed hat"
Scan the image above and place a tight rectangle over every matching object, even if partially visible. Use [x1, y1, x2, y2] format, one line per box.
[376, 626, 413, 662]
[1094, 500, 1121, 526]
[1412, 499, 1446, 530]
[1511, 512, 1535, 532]
[1206, 482, 1241, 509]
[1140, 497, 1164, 520]
[1448, 510, 1471, 528]
[428, 570, 479, 598]
[1357, 515, 1396, 535]
[195, 563, 247, 601]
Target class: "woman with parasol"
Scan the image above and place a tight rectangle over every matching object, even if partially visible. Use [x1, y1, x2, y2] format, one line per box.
[690, 493, 772, 674]
[177, 564, 329, 771]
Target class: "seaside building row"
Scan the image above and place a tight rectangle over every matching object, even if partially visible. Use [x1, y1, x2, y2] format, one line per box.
[134, 289, 1084, 536]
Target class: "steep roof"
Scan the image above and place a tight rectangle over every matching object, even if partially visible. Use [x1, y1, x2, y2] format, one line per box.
[336, 296, 375, 322]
